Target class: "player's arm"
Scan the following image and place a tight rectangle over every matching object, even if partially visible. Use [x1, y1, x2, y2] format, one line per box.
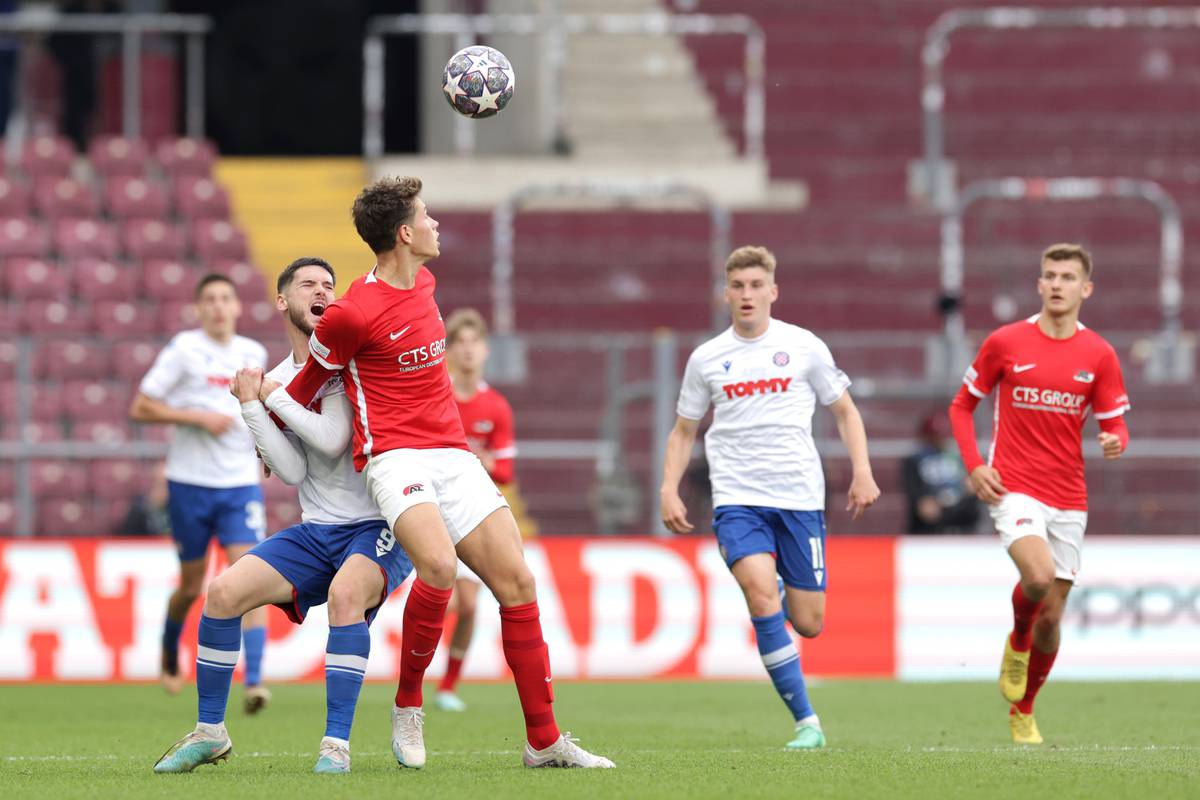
[232, 368, 307, 485]
[262, 380, 353, 460]
[1093, 346, 1132, 460]
[949, 334, 1007, 504]
[487, 394, 517, 485]
[660, 415, 700, 534]
[827, 391, 880, 520]
[286, 300, 366, 408]
[130, 336, 236, 436]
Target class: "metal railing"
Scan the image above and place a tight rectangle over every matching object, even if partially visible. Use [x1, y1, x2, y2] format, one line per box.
[0, 10, 212, 140]
[363, 12, 765, 159]
[919, 6, 1200, 210]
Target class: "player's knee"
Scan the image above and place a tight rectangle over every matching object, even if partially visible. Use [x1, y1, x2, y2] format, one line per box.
[490, 567, 537, 606]
[203, 576, 239, 617]
[792, 613, 824, 639]
[1024, 572, 1055, 599]
[327, 581, 367, 626]
[745, 591, 781, 619]
[417, 553, 458, 589]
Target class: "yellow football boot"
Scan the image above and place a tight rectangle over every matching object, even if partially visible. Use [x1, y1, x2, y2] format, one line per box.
[1009, 708, 1043, 745]
[999, 636, 1031, 703]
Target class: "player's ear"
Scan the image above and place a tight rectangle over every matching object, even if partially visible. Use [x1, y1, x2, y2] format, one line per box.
[770, 282, 779, 302]
[275, 293, 287, 312]
[1081, 280, 1094, 299]
[396, 222, 412, 246]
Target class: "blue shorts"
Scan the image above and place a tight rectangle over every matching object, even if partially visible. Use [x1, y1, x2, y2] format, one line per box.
[247, 518, 414, 625]
[712, 505, 827, 591]
[167, 481, 266, 562]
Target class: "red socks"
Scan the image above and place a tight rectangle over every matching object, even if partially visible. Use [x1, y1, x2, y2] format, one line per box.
[395, 578, 452, 709]
[1010, 582, 1043, 651]
[439, 654, 464, 693]
[501, 601, 561, 750]
[1015, 645, 1058, 714]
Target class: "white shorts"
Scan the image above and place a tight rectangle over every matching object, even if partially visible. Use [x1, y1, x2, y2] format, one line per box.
[363, 448, 508, 545]
[990, 492, 1087, 581]
[456, 559, 482, 584]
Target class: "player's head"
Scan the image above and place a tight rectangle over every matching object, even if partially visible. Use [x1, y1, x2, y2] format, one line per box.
[724, 245, 779, 331]
[194, 273, 240, 340]
[351, 176, 439, 261]
[1037, 243, 1093, 318]
[445, 307, 489, 376]
[276, 256, 335, 336]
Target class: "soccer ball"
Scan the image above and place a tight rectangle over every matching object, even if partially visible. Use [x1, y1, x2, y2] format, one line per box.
[442, 46, 515, 119]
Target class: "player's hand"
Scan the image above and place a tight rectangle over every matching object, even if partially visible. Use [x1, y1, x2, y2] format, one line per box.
[1097, 431, 1125, 460]
[846, 472, 880, 520]
[230, 367, 264, 403]
[660, 489, 693, 534]
[195, 410, 237, 437]
[258, 377, 283, 402]
[968, 465, 1007, 505]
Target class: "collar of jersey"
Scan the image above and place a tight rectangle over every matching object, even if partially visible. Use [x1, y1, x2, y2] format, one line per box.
[730, 318, 773, 344]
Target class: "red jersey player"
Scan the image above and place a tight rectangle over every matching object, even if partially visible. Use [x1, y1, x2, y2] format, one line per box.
[284, 177, 612, 770]
[949, 243, 1130, 744]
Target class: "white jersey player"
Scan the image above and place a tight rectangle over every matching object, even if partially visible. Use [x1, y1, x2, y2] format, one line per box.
[660, 245, 880, 751]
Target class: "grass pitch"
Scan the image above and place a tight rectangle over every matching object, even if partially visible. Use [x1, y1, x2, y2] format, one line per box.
[1, 680, 1197, 799]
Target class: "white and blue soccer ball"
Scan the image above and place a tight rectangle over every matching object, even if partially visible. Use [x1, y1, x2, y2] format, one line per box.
[442, 46, 516, 119]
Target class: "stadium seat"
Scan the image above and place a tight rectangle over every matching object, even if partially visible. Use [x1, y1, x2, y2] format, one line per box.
[54, 218, 119, 260]
[155, 137, 217, 176]
[34, 339, 112, 380]
[88, 458, 150, 497]
[111, 338, 162, 381]
[122, 218, 187, 261]
[20, 299, 85, 335]
[0, 177, 32, 216]
[0, 218, 51, 258]
[33, 176, 100, 219]
[103, 176, 170, 220]
[36, 498, 92, 535]
[65, 379, 132, 422]
[211, 259, 268, 296]
[191, 219, 249, 262]
[29, 460, 89, 498]
[240, 300, 279, 336]
[14, 420, 66, 443]
[71, 257, 130, 302]
[73, 419, 132, 443]
[0, 462, 12, 496]
[0, 500, 15, 536]
[172, 175, 230, 220]
[159, 300, 200, 333]
[88, 136, 150, 177]
[92, 300, 158, 338]
[141, 259, 198, 301]
[0, 340, 16, 380]
[3, 257, 67, 299]
[19, 135, 76, 177]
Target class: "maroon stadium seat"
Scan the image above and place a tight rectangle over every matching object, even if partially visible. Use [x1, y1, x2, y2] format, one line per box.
[71, 257, 129, 301]
[141, 259, 198, 301]
[37, 498, 92, 535]
[0, 340, 16, 379]
[29, 460, 89, 498]
[0, 462, 12, 496]
[3, 381, 68, 422]
[0, 218, 51, 258]
[73, 419, 132, 444]
[0, 177, 31, 216]
[55, 218, 119, 260]
[34, 339, 112, 380]
[155, 137, 216, 176]
[93, 300, 158, 337]
[103, 176, 169, 220]
[14, 420, 66, 443]
[88, 136, 150, 177]
[64, 379, 132, 421]
[172, 175, 230, 220]
[211, 259, 267, 297]
[240, 300, 278, 337]
[19, 135, 76, 177]
[0, 500, 15, 536]
[20, 299, 84, 335]
[122, 218, 187, 261]
[159, 300, 199, 333]
[111, 338, 161, 381]
[34, 176, 99, 219]
[191, 219, 248, 262]
[89, 458, 150, 497]
[3, 257, 67, 299]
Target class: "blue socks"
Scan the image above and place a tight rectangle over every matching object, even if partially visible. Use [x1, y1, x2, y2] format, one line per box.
[196, 615, 241, 724]
[242, 626, 266, 687]
[324, 622, 371, 741]
[751, 611, 815, 722]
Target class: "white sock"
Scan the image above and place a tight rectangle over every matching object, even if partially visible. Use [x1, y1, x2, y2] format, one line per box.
[321, 736, 350, 751]
[195, 721, 226, 737]
[796, 714, 821, 729]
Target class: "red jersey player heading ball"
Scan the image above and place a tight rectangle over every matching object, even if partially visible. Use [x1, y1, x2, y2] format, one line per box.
[949, 243, 1130, 745]
[285, 177, 612, 770]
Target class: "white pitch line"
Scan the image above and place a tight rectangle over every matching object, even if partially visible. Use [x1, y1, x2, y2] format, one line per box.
[914, 745, 1198, 753]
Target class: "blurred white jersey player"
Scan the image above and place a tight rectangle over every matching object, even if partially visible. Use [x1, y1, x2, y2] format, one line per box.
[129, 273, 270, 709]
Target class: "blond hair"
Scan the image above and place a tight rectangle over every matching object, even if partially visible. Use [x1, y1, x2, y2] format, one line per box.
[1041, 243, 1093, 278]
[725, 245, 776, 275]
[444, 307, 488, 346]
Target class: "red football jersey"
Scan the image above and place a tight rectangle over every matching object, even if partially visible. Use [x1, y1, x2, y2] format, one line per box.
[956, 317, 1130, 510]
[455, 381, 516, 484]
[286, 266, 467, 470]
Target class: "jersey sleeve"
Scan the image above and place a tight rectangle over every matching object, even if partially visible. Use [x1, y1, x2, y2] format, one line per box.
[489, 392, 517, 460]
[675, 349, 710, 420]
[1092, 346, 1131, 420]
[962, 331, 1005, 399]
[138, 336, 185, 400]
[307, 300, 366, 371]
[806, 336, 852, 406]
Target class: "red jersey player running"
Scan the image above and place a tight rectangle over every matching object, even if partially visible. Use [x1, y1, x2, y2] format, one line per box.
[285, 176, 613, 769]
[949, 243, 1130, 745]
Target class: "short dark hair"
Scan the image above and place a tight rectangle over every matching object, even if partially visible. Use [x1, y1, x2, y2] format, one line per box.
[351, 176, 422, 254]
[195, 273, 236, 299]
[277, 256, 335, 293]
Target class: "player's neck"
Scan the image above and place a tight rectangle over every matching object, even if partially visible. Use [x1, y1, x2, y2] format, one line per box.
[201, 327, 234, 346]
[732, 317, 770, 340]
[451, 370, 482, 399]
[1036, 309, 1079, 340]
[285, 323, 310, 366]
[374, 249, 423, 290]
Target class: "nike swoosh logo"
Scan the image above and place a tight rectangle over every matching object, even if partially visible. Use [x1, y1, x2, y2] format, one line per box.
[1013, 363, 1037, 373]
[390, 325, 412, 341]
[544, 677, 552, 682]
[410, 648, 435, 658]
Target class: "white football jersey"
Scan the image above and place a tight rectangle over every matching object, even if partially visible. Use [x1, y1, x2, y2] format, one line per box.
[138, 329, 267, 488]
[265, 356, 381, 525]
[676, 319, 851, 511]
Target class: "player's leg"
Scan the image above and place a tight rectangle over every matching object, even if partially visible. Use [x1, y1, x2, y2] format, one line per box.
[436, 567, 481, 712]
[214, 487, 269, 712]
[162, 481, 213, 694]
[154, 553, 292, 774]
[993, 494, 1055, 703]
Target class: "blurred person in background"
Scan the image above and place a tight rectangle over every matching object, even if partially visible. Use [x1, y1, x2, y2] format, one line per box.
[113, 461, 171, 536]
[129, 274, 270, 709]
[901, 410, 980, 534]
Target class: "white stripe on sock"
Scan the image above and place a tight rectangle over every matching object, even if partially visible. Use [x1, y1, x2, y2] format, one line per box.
[761, 644, 798, 669]
[197, 645, 240, 666]
[324, 665, 366, 678]
[325, 653, 369, 672]
[196, 658, 236, 672]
